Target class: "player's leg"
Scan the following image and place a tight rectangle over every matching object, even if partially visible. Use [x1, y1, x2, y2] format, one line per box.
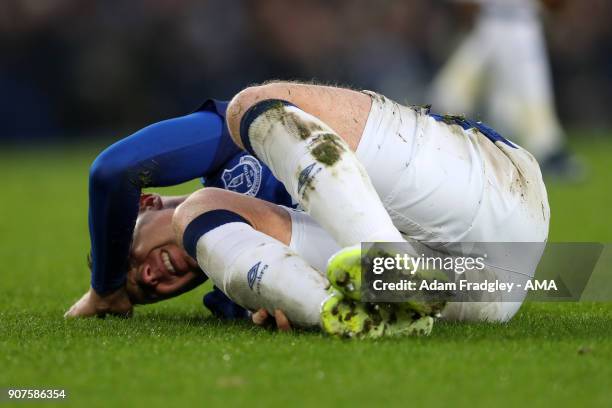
[485, 13, 564, 162]
[429, 15, 491, 116]
[173, 188, 432, 337]
[173, 187, 328, 327]
[226, 81, 370, 152]
[282, 207, 434, 336]
[225, 82, 405, 247]
[289, 194, 528, 324]
[226, 82, 458, 305]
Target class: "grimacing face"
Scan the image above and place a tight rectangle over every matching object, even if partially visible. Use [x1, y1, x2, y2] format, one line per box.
[126, 194, 207, 304]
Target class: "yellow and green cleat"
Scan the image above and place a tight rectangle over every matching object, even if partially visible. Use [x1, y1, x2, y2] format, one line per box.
[322, 244, 446, 338]
[326, 244, 363, 301]
[320, 291, 433, 339]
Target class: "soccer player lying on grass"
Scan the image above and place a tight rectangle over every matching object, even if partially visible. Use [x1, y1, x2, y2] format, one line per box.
[66, 81, 550, 337]
[124, 187, 438, 335]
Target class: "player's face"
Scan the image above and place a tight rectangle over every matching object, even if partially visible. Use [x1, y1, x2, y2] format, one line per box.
[126, 195, 206, 303]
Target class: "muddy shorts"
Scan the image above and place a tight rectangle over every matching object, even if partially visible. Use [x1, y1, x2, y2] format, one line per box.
[288, 91, 551, 321]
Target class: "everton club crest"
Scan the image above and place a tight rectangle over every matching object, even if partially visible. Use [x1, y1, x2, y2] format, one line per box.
[221, 155, 263, 196]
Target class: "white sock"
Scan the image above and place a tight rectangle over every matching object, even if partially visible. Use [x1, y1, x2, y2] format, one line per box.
[194, 222, 330, 327]
[244, 101, 404, 246]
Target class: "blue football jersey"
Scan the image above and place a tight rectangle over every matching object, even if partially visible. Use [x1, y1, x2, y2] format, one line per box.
[89, 99, 293, 294]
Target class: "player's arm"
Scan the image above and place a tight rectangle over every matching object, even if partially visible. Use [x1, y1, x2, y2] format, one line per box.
[66, 107, 240, 318]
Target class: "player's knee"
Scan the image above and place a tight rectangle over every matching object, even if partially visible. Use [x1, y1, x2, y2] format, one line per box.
[174, 188, 259, 260]
[227, 85, 265, 146]
[173, 188, 235, 241]
[226, 82, 292, 147]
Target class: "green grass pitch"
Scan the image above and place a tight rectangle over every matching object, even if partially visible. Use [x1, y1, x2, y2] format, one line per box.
[1, 133, 611, 407]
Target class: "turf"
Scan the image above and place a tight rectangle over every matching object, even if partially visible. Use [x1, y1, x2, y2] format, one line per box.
[1, 134, 611, 407]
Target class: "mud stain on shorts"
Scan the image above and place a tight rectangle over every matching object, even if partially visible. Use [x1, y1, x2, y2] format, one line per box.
[473, 130, 515, 186]
[438, 113, 467, 126]
[468, 129, 528, 198]
[409, 104, 432, 115]
[509, 167, 529, 200]
[472, 130, 549, 226]
[494, 141, 531, 201]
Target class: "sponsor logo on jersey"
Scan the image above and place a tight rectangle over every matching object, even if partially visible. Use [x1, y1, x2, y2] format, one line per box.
[221, 155, 263, 196]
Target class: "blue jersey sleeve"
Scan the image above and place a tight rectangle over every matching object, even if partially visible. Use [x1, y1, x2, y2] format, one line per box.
[89, 105, 240, 294]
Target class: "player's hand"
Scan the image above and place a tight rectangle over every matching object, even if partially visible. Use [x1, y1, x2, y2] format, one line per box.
[251, 308, 292, 332]
[64, 286, 133, 318]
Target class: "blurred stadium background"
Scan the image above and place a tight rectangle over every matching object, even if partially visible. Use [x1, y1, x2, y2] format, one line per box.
[2, 0, 611, 140]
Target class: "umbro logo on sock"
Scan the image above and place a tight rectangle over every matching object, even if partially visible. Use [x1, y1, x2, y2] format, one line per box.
[247, 261, 268, 293]
[297, 163, 320, 195]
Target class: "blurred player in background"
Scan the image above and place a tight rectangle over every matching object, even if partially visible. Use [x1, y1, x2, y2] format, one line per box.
[430, 0, 582, 180]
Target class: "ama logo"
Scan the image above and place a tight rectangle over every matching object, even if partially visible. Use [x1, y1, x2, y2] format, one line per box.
[247, 261, 268, 293]
[221, 155, 262, 196]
